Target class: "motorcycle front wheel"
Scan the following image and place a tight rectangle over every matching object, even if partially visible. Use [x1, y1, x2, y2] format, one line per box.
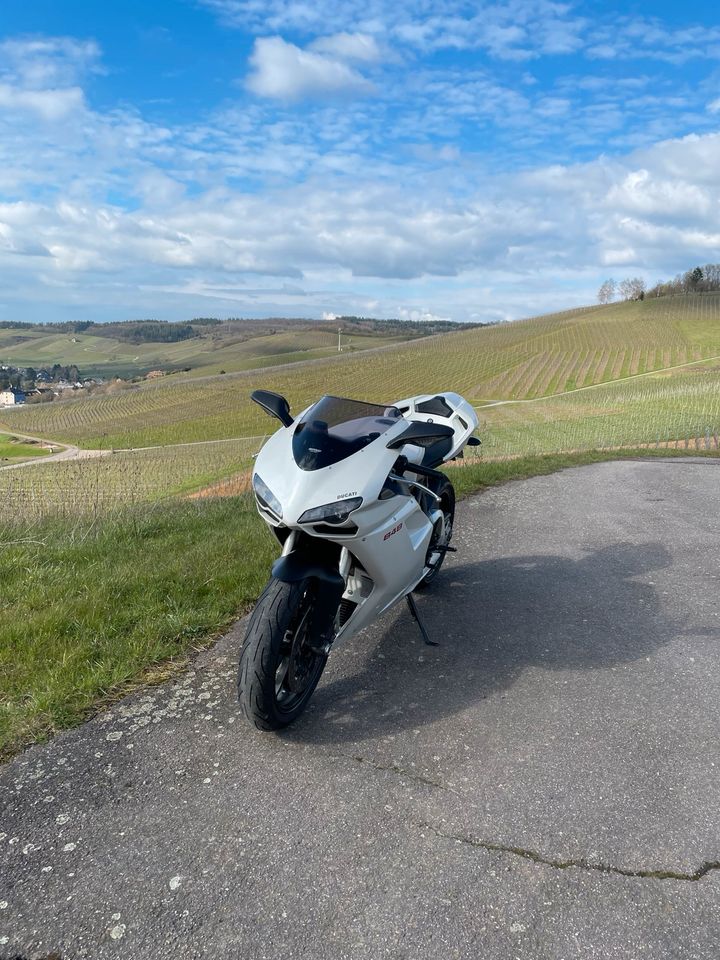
[238, 577, 328, 730]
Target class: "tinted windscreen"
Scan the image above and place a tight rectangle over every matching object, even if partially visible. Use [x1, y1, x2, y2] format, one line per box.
[292, 395, 402, 471]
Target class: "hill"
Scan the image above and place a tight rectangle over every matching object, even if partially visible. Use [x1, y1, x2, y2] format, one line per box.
[0, 316, 468, 381]
[3, 293, 720, 452]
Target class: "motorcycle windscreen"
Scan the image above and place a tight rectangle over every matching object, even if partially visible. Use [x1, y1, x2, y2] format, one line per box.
[292, 395, 402, 471]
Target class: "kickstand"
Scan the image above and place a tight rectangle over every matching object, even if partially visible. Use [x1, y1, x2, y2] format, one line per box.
[406, 593, 439, 647]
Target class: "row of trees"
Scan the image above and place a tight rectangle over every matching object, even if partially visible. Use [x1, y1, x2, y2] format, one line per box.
[598, 265, 720, 305]
[646, 264, 720, 298]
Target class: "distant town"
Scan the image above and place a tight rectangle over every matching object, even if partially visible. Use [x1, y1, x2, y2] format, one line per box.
[0, 364, 102, 407]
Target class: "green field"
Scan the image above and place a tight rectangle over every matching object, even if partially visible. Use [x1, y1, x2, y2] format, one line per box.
[3, 294, 720, 451]
[0, 433, 51, 463]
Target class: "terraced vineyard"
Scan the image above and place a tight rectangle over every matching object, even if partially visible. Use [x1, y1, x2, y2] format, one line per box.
[4, 363, 718, 522]
[0, 439, 259, 522]
[2, 294, 720, 521]
[478, 370, 720, 458]
[3, 294, 720, 450]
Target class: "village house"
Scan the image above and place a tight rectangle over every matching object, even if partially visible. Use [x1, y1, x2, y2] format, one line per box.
[0, 388, 26, 407]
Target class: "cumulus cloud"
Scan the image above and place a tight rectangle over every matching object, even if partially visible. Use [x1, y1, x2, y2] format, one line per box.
[3, 24, 720, 322]
[246, 36, 374, 100]
[4, 128, 720, 311]
[0, 36, 95, 123]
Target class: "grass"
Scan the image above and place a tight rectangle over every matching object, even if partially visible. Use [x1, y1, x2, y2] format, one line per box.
[0, 433, 50, 462]
[4, 294, 720, 450]
[0, 497, 276, 760]
[2, 446, 718, 761]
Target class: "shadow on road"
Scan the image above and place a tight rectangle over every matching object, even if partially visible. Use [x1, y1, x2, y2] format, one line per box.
[285, 542, 675, 745]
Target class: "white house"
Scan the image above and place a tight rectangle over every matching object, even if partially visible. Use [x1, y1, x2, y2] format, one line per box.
[0, 388, 25, 407]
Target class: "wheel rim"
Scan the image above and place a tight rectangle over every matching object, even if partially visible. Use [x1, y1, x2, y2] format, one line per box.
[274, 590, 324, 713]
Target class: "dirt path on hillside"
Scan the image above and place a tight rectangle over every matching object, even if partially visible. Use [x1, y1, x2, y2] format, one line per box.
[0, 430, 81, 471]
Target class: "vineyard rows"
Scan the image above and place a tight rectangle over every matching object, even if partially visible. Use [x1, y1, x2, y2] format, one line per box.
[0, 438, 260, 522]
[3, 295, 720, 451]
[2, 368, 719, 523]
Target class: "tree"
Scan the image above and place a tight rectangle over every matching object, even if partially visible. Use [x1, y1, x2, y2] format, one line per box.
[597, 279, 616, 304]
[618, 277, 646, 301]
[691, 266, 704, 288]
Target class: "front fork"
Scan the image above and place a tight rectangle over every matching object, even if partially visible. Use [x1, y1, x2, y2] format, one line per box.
[272, 531, 347, 655]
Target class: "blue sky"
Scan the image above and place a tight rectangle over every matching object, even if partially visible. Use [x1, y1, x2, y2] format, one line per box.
[1, 0, 720, 324]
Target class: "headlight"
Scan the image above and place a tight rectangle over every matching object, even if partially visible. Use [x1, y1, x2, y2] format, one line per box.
[252, 474, 283, 519]
[298, 497, 363, 525]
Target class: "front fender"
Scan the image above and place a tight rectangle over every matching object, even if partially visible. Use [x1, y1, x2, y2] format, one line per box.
[272, 551, 344, 589]
[271, 549, 344, 644]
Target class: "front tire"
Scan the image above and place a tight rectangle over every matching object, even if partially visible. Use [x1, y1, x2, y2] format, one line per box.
[238, 577, 328, 730]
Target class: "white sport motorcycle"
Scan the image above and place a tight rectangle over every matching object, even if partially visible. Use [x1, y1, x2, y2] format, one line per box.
[239, 390, 480, 729]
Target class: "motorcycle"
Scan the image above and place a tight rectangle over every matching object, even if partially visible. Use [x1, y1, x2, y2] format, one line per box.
[239, 389, 480, 729]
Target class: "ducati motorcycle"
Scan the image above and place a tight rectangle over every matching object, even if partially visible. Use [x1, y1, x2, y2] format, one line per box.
[239, 389, 480, 729]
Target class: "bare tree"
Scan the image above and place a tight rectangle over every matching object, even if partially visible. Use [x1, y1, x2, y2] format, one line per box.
[618, 277, 646, 301]
[597, 279, 617, 304]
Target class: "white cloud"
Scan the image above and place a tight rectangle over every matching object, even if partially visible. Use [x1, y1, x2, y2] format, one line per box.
[309, 32, 382, 62]
[0, 36, 102, 88]
[246, 36, 374, 100]
[2, 126, 720, 321]
[0, 83, 85, 120]
[4, 127, 720, 310]
[3, 27, 720, 323]
[398, 307, 451, 323]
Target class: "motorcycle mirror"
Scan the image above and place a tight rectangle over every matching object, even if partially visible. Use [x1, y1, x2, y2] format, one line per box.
[251, 389, 293, 427]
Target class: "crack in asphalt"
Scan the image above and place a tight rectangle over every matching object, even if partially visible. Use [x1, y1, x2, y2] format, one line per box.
[341, 755, 720, 883]
[420, 823, 720, 882]
[348, 753, 447, 790]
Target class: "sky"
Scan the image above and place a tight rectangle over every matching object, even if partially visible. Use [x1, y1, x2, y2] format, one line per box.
[1, 0, 720, 325]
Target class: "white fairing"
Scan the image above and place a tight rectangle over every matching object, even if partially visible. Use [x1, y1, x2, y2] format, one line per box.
[252, 392, 479, 646]
[392, 391, 479, 463]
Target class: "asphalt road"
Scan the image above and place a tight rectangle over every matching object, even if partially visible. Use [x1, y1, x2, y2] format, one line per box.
[2, 457, 720, 960]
